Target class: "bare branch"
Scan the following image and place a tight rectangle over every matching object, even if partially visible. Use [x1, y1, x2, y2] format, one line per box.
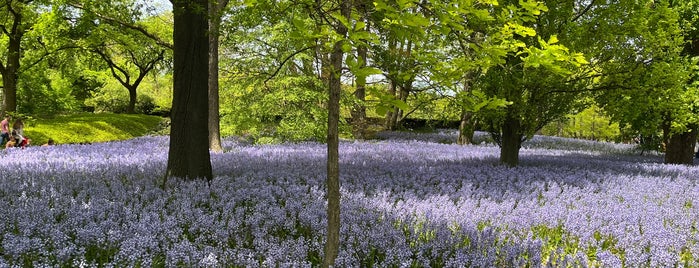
[93, 47, 132, 87]
[264, 46, 316, 84]
[571, 0, 596, 23]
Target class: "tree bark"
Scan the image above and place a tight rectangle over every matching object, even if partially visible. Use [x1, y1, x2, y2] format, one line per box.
[208, 0, 229, 153]
[323, 0, 350, 265]
[350, 0, 370, 139]
[351, 58, 367, 138]
[165, 0, 212, 183]
[500, 111, 523, 167]
[1, 11, 23, 114]
[457, 77, 476, 145]
[664, 125, 698, 165]
[457, 110, 476, 145]
[127, 86, 137, 114]
[385, 81, 397, 130]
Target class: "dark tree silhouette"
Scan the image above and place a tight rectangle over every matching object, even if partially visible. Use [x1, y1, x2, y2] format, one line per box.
[165, 0, 212, 182]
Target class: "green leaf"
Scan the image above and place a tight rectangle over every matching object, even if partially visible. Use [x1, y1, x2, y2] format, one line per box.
[547, 35, 559, 45]
[478, 0, 499, 5]
[354, 67, 383, 79]
[330, 12, 351, 30]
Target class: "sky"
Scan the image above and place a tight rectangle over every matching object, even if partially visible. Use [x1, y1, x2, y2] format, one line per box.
[141, 0, 172, 15]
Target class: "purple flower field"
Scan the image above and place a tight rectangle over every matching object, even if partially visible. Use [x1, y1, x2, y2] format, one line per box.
[0, 131, 697, 267]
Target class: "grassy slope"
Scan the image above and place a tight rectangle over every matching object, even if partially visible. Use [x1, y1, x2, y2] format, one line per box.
[23, 113, 164, 145]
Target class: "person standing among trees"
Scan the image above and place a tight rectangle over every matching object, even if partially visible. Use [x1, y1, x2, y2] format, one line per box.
[0, 115, 10, 145]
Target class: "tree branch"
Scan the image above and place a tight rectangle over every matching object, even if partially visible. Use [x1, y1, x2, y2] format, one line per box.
[67, 2, 173, 50]
[571, 0, 596, 23]
[264, 46, 316, 84]
[20, 45, 81, 72]
[93, 47, 132, 87]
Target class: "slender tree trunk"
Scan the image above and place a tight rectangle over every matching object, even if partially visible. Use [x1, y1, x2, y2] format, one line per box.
[165, 0, 212, 183]
[350, 47, 367, 138]
[385, 81, 397, 130]
[395, 84, 410, 127]
[208, 0, 229, 153]
[351, 0, 369, 139]
[500, 111, 523, 167]
[664, 125, 698, 165]
[323, 0, 350, 265]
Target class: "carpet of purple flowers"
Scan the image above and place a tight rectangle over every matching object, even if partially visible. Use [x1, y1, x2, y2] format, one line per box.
[0, 131, 697, 267]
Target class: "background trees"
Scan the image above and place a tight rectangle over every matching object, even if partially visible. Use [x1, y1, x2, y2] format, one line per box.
[594, 0, 697, 164]
[0, 0, 56, 114]
[1, 1, 698, 160]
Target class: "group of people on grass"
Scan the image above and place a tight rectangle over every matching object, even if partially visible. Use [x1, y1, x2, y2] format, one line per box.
[0, 115, 30, 149]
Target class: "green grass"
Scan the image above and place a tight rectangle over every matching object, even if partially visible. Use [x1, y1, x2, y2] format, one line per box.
[23, 113, 165, 145]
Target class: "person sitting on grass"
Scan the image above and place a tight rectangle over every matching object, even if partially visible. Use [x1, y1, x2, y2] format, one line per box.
[5, 135, 16, 149]
[9, 130, 29, 149]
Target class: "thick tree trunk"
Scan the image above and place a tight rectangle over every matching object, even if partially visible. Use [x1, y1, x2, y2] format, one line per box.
[2, 25, 22, 114]
[500, 112, 523, 167]
[457, 111, 476, 145]
[126, 86, 137, 114]
[165, 0, 212, 183]
[207, 0, 229, 153]
[664, 125, 698, 165]
[1, 66, 18, 114]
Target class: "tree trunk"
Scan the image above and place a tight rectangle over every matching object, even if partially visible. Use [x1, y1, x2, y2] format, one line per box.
[395, 84, 410, 127]
[208, 0, 229, 153]
[350, 19, 368, 139]
[323, 0, 350, 265]
[500, 112, 523, 167]
[1, 65, 18, 114]
[664, 125, 698, 165]
[351, 66, 367, 139]
[350, 0, 370, 139]
[126, 86, 137, 114]
[457, 110, 476, 145]
[385, 81, 397, 130]
[165, 0, 212, 183]
[457, 76, 476, 145]
[2, 21, 22, 114]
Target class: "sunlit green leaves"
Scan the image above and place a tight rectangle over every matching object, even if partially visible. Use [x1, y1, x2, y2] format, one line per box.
[518, 0, 547, 16]
[457, 90, 511, 113]
[369, 86, 410, 117]
[502, 22, 536, 37]
[518, 35, 588, 75]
